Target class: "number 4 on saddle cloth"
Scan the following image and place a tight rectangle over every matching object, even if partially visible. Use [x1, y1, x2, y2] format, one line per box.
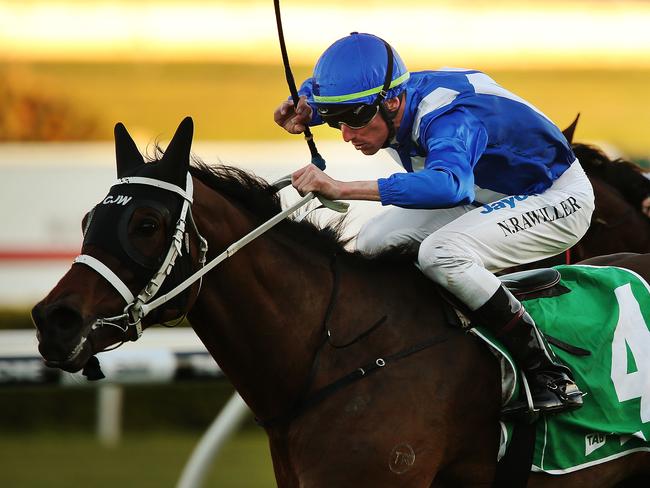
[477, 265, 650, 474]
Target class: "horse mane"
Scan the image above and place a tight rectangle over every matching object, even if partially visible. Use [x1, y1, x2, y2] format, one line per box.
[186, 159, 417, 266]
[572, 142, 647, 175]
[572, 142, 650, 213]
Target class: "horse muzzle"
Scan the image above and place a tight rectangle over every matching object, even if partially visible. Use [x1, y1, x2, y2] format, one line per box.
[32, 299, 95, 372]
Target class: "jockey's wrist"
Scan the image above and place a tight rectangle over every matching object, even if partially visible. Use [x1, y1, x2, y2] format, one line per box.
[338, 180, 380, 201]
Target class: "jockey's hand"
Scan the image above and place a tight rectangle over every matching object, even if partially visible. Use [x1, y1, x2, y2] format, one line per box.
[292, 164, 342, 200]
[274, 96, 313, 134]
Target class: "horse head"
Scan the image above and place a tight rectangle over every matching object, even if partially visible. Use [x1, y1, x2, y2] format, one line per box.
[31, 117, 201, 373]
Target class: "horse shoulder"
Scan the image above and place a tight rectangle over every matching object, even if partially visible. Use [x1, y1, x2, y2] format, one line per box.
[274, 260, 503, 486]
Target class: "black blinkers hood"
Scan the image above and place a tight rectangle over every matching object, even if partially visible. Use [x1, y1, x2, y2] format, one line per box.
[82, 176, 184, 275]
[80, 116, 195, 309]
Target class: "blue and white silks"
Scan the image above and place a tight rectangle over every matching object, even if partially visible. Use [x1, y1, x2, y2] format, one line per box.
[299, 69, 575, 209]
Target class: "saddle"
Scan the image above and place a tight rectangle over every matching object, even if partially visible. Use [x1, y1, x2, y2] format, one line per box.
[499, 268, 563, 298]
[440, 268, 567, 328]
[439, 268, 588, 419]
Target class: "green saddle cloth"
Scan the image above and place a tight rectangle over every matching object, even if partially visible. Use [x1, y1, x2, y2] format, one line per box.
[476, 264, 650, 474]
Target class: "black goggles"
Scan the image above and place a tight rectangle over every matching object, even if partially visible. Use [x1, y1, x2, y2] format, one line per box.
[317, 103, 380, 130]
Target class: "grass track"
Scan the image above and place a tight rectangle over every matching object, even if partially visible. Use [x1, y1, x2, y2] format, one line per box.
[0, 430, 275, 487]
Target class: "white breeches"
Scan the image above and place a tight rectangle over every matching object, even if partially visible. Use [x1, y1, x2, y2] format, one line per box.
[357, 161, 595, 310]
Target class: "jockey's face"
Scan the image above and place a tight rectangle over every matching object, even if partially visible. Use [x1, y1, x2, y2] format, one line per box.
[340, 112, 388, 155]
[338, 95, 403, 156]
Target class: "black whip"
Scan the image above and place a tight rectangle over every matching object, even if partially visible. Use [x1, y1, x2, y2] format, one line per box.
[273, 0, 326, 170]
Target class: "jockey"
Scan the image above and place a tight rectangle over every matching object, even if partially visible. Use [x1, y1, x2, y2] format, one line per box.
[274, 32, 595, 414]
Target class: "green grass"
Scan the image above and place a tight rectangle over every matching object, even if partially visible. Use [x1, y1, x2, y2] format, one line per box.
[2, 62, 650, 156]
[0, 430, 275, 488]
[0, 383, 276, 486]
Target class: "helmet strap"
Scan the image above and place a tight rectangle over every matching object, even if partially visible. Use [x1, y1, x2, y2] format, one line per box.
[379, 103, 397, 148]
[379, 91, 405, 148]
[373, 39, 397, 148]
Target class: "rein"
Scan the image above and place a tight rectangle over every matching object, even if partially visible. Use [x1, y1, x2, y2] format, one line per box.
[74, 172, 347, 347]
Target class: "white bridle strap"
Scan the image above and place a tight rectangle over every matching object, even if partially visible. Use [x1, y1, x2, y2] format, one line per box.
[114, 176, 193, 202]
[73, 173, 195, 338]
[133, 180, 193, 306]
[140, 191, 317, 317]
[74, 254, 135, 303]
[139, 180, 350, 318]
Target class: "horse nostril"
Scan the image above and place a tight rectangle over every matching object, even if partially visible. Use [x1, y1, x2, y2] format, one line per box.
[46, 304, 84, 335]
[33, 300, 86, 362]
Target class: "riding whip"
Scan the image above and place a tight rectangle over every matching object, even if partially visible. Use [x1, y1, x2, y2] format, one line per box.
[273, 0, 326, 170]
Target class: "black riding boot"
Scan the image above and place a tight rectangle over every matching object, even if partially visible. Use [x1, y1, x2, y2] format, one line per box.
[474, 285, 583, 414]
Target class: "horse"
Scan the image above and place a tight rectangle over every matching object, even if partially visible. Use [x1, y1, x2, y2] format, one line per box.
[503, 120, 650, 272]
[570, 143, 650, 261]
[32, 118, 650, 487]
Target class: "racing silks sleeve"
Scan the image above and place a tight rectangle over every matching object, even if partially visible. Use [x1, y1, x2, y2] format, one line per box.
[377, 107, 488, 209]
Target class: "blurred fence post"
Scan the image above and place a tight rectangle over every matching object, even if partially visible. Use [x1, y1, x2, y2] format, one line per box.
[176, 392, 249, 488]
[97, 383, 123, 447]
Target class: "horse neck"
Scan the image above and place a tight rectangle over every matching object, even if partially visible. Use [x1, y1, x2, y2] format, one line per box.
[188, 181, 335, 419]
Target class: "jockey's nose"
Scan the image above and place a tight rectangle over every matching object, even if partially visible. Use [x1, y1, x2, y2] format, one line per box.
[340, 124, 355, 143]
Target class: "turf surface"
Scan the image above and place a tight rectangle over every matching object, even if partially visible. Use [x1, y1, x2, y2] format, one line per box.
[0, 429, 275, 487]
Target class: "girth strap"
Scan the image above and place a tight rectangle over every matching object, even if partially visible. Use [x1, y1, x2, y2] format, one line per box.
[258, 332, 451, 429]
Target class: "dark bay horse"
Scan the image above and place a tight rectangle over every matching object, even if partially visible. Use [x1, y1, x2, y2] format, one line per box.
[570, 143, 650, 261]
[505, 122, 650, 272]
[32, 118, 650, 487]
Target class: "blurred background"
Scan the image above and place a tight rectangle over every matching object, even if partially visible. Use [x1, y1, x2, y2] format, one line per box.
[1, 0, 649, 486]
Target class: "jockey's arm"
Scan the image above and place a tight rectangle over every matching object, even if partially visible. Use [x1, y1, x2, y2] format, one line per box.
[377, 109, 487, 208]
[291, 164, 380, 201]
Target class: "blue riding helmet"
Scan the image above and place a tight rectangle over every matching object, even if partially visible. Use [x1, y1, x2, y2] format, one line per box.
[312, 32, 410, 106]
[312, 33, 409, 145]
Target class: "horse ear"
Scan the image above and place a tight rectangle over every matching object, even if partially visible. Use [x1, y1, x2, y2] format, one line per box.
[562, 113, 580, 145]
[114, 122, 145, 178]
[160, 116, 193, 188]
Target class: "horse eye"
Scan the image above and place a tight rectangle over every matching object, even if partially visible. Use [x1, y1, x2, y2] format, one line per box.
[136, 219, 159, 236]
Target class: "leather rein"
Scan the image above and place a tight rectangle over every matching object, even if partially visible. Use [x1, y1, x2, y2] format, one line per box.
[73, 173, 346, 348]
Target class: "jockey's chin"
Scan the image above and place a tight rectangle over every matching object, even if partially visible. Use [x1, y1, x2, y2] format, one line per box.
[354, 143, 382, 156]
[341, 117, 388, 156]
